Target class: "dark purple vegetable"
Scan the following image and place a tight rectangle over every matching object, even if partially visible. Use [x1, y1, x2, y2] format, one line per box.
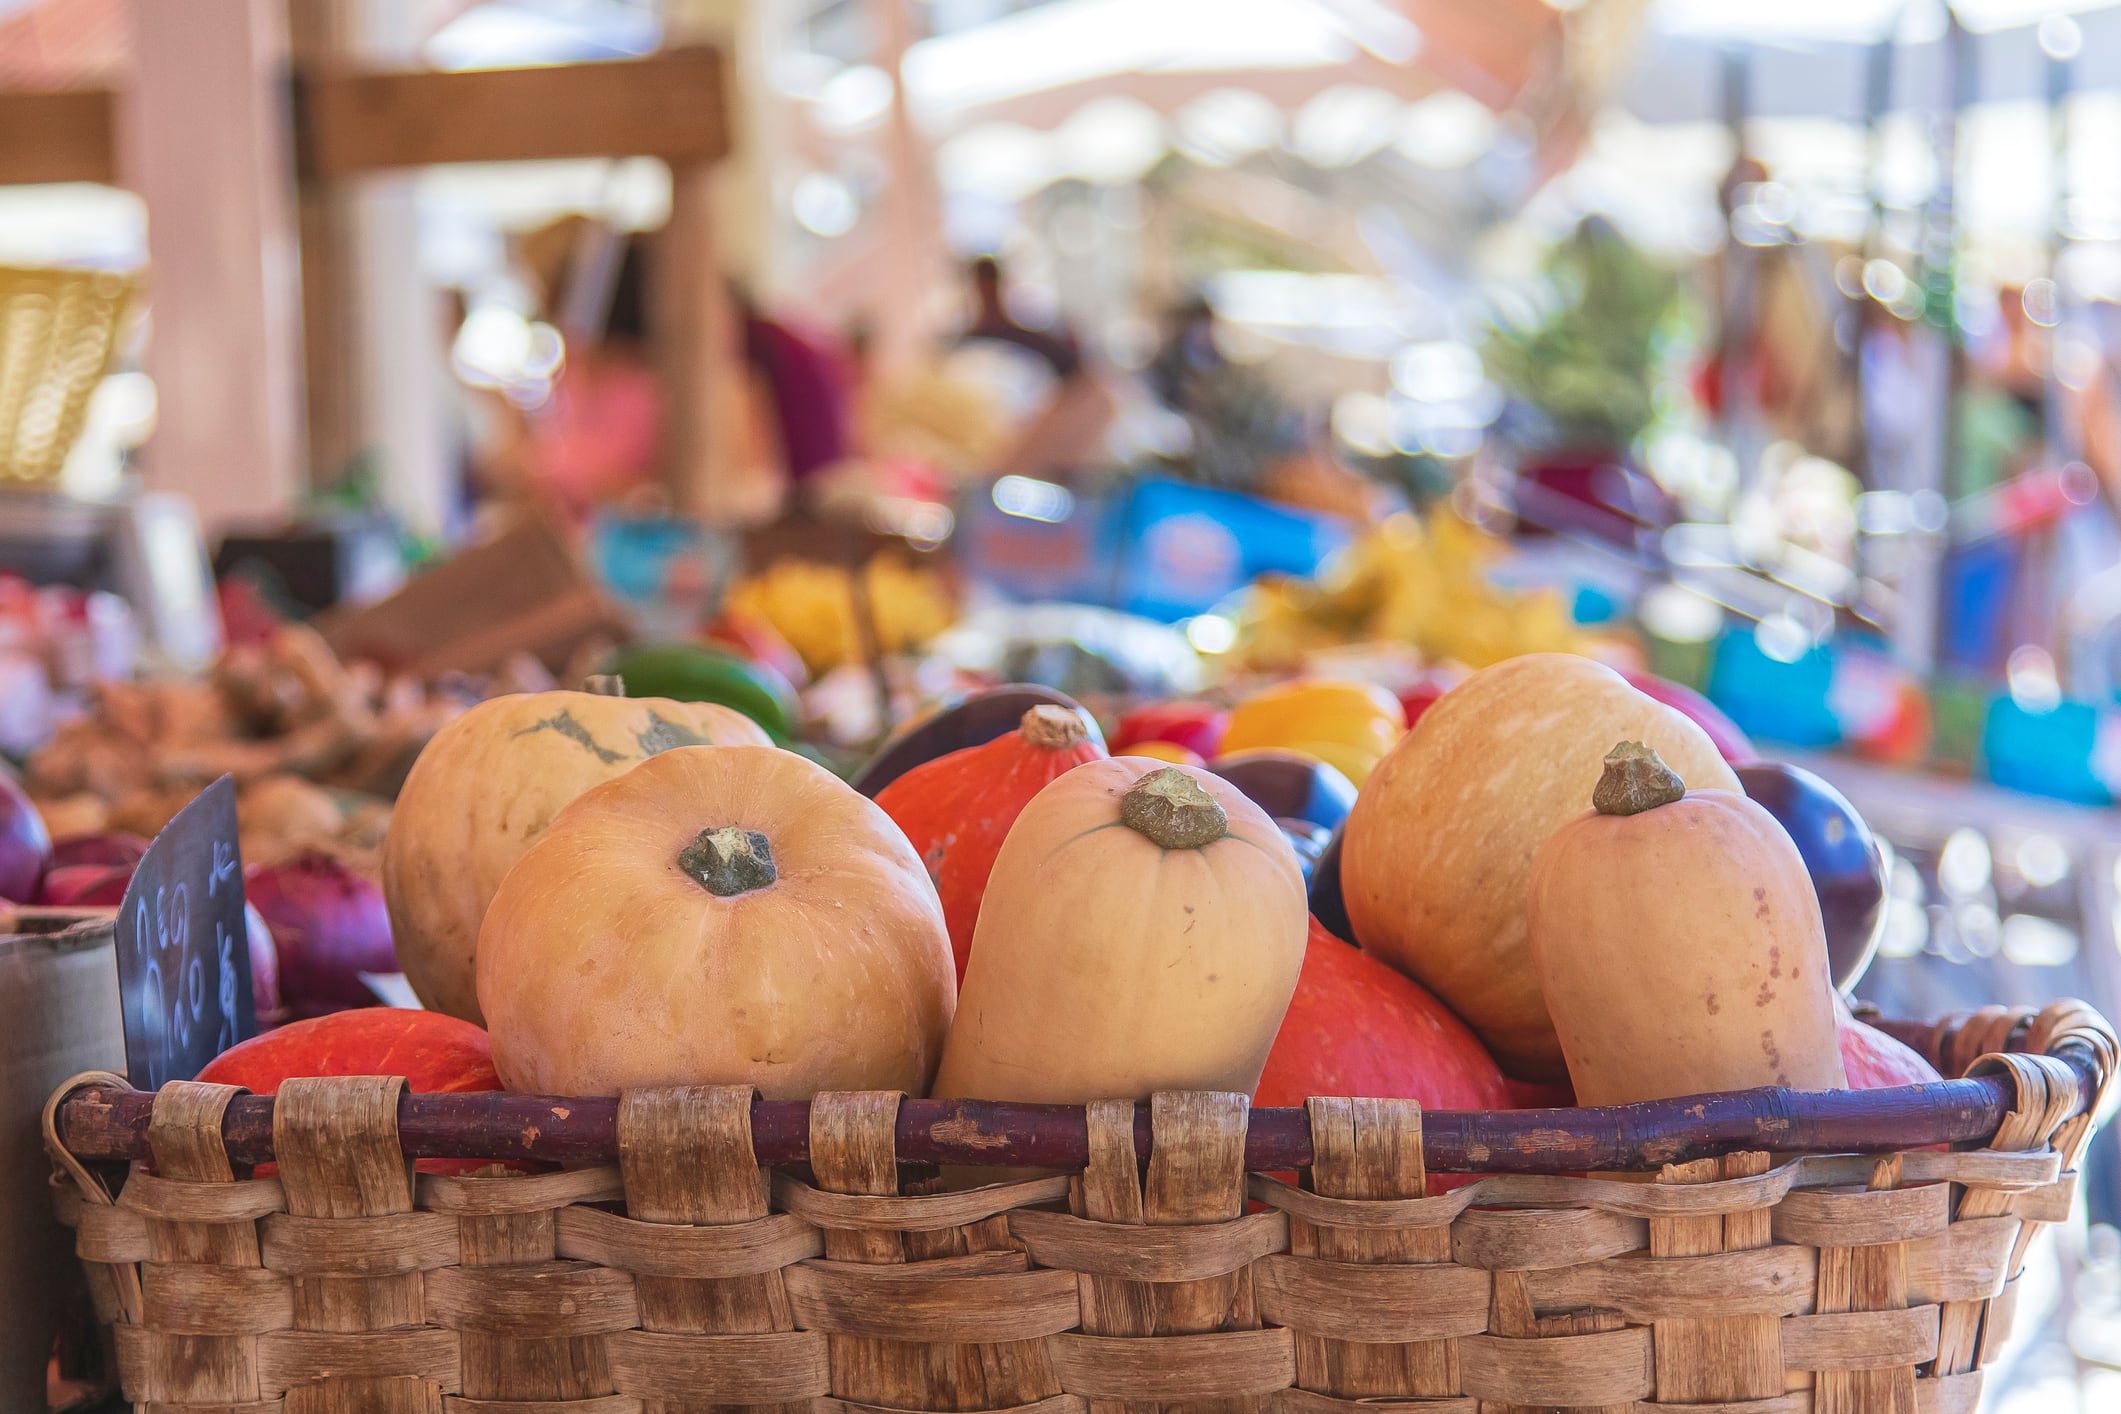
[850, 684, 1103, 797]
[1209, 749, 1357, 833]
[1307, 824, 1352, 944]
[0, 771, 51, 904]
[49, 832, 150, 871]
[1277, 819, 1331, 882]
[245, 853, 395, 1012]
[1736, 761, 1887, 990]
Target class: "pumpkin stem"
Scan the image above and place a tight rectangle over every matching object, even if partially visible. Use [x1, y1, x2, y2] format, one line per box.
[582, 674, 627, 697]
[1120, 767, 1227, 849]
[1592, 741, 1686, 816]
[679, 826, 778, 896]
[1020, 704, 1088, 751]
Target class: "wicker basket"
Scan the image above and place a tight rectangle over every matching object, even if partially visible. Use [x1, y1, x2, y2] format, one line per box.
[0, 265, 135, 485]
[43, 999, 2118, 1414]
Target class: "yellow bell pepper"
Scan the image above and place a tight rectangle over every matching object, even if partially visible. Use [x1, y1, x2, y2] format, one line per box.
[1116, 740, 1207, 768]
[1220, 679, 1406, 785]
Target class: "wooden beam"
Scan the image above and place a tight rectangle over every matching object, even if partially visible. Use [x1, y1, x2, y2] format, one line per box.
[0, 88, 117, 186]
[124, 0, 307, 536]
[300, 48, 729, 177]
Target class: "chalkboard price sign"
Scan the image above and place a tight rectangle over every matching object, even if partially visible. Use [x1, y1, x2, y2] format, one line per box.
[116, 776, 257, 1089]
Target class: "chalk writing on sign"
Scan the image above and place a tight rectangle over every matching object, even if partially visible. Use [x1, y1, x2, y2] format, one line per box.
[116, 776, 256, 1089]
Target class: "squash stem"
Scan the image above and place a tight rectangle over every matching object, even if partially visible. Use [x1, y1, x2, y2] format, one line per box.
[679, 826, 778, 896]
[1020, 704, 1088, 751]
[1120, 767, 1227, 849]
[1592, 741, 1686, 816]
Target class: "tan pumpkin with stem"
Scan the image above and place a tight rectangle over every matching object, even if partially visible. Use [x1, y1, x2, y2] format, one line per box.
[477, 744, 955, 1098]
[934, 759, 1308, 1104]
[383, 681, 771, 1023]
[1526, 741, 1847, 1105]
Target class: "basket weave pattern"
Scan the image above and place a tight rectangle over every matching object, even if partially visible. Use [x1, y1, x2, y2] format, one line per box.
[0, 265, 133, 483]
[49, 1003, 2114, 1414]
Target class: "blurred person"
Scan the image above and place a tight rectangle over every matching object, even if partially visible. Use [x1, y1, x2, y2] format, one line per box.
[1148, 293, 1302, 492]
[733, 281, 857, 497]
[474, 219, 663, 526]
[947, 254, 1114, 482]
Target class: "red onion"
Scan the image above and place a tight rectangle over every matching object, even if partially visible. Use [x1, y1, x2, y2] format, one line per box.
[0, 771, 51, 904]
[37, 863, 131, 907]
[245, 901, 282, 1020]
[244, 854, 395, 1011]
[49, 832, 150, 871]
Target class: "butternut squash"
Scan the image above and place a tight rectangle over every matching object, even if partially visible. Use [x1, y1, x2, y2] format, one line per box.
[1525, 741, 1846, 1105]
[933, 760, 1307, 1103]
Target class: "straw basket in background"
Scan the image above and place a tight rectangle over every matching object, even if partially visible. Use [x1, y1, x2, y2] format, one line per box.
[0, 265, 135, 486]
[43, 999, 2118, 1413]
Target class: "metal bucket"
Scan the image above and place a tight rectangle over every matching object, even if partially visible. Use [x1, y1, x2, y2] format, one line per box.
[0, 913, 124, 1411]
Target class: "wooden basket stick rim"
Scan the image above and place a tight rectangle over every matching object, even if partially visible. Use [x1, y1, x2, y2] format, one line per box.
[47, 1036, 2108, 1175]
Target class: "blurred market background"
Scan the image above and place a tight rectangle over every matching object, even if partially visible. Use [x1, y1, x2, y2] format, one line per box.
[11, 0, 2121, 1405]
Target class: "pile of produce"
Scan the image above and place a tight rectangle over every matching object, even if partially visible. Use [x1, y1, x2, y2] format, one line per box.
[255, 647, 1927, 1187]
[727, 553, 956, 677]
[20, 624, 562, 870]
[1234, 509, 1589, 674]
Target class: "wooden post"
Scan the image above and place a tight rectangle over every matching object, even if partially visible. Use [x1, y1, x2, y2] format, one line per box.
[660, 0, 759, 523]
[287, 0, 364, 495]
[121, 0, 307, 536]
[871, 0, 944, 371]
[289, 0, 456, 538]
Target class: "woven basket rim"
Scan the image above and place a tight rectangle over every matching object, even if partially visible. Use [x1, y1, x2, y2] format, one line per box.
[44, 1002, 2121, 1176]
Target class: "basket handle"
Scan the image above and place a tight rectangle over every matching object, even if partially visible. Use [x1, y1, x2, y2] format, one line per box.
[41, 1070, 133, 1207]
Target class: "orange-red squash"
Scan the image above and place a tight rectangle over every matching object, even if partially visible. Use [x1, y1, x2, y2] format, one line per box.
[1256, 916, 1511, 1113]
[1837, 994, 1944, 1088]
[875, 704, 1104, 982]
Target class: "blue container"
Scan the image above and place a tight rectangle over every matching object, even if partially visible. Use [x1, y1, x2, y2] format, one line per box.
[958, 475, 1350, 623]
[1982, 696, 2113, 806]
[1115, 478, 1349, 622]
[1706, 627, 1841, 748]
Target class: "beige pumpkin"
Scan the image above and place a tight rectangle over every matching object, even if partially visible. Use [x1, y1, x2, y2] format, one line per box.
[1341, 653, 1740, 1080]
[383, 689, 770, 1023]
[476, 744, 954, 1098]
[1526, 742, 1846, 1104]
[933, 759, 1308, 1104]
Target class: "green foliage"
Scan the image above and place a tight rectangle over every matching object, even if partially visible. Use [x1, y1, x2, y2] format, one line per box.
[1482, 217, 1681, 451]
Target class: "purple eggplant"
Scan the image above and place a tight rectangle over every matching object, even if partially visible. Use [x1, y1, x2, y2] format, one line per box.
[1308, 824, 1353, 944]
[1208, 750, 1357, 833]
[1736, 760, 1887, 990]
[850, 684, 1103, 797]
[1277, 818, 1332, 882]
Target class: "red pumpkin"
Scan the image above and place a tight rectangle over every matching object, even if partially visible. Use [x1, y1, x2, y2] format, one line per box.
[1837, 997, 1944, 1089]
[198, 1008, 502, 1175]
[1397, 680, 1450, 732]
[1502, 1076, 1577, 1108]
[1257, 917, 1512, 1111]
[1256, 917, 1513, 1193]
[875, 704, 1105, 982]
[1112, 702, 1228, 761]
